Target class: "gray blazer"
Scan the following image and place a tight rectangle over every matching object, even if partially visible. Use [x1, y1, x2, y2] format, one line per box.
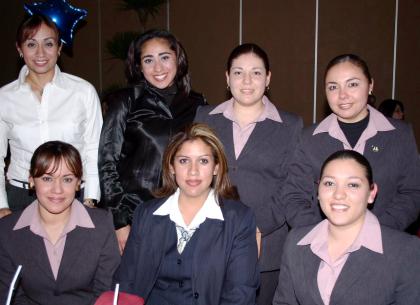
[195, 105, 304, 272]
[0, 207, 120, 305]
[273, 224, 420, 305]
[282, 118, 420, 230]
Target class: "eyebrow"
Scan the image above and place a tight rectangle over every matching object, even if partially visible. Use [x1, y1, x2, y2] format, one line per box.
[141, 51, 172, 59]
[326, 77, 361, 84]
[321, 175, 363, 180]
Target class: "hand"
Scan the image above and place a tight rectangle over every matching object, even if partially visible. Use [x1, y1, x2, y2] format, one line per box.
[0, 208, 12, 218]
[256, 227, 262, 258]
[116, 225, 131, 255]
[83, 198, 96, 208]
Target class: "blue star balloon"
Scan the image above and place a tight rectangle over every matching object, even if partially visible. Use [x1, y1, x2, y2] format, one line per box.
[24, 0, 88, 46]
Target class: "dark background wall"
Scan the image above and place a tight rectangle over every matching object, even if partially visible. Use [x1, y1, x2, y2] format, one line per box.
[1, 0, 419, 145]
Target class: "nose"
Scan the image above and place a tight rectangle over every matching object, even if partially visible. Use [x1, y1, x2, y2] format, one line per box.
[242, 72, 252, 84]
[153, 60, 163, 72]
[338, 87, 348, 99]
[51, 179, 64, 194]
[188, 161, 199, 176]
[333, 185, 346, 200]
[35, 45, 45, 57]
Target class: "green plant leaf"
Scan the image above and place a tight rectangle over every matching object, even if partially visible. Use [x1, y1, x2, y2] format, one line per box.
[106, 31, 141, 60]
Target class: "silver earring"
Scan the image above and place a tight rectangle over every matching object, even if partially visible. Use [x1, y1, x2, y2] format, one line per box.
[19, 53, 23, 58]
[369, 89, 373, 95]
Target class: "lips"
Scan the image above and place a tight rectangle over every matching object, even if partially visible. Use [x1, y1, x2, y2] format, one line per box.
[186, 179, 201, 187]
[330, 204, 349, 212]
[153, 73, 168, 81]
[240, 89, 254, 94]
[47, 197, 65, 204]
[337, 103, 353, 110]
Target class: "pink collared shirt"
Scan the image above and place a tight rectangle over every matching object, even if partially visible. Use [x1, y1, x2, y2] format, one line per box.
[209, 96, 282, 158]
[13, 200, 95, 279]
[298, 211, 383, 305]
[313, 105, 395, 154]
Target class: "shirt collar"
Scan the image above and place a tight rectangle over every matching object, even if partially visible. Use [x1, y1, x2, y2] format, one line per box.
[14, 199, 95, 236]
[298, 210, 383, 255]
[153, 188, 224, 230]
[16, 65, 66, 90]
[209, 96, 282, 123]
[313, 105, 395, 135]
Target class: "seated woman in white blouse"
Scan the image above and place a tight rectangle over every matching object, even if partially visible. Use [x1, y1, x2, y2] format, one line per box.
[273, 150, 420, 305]
[0, 14, 102, 216]
[116, 123, 259, 305]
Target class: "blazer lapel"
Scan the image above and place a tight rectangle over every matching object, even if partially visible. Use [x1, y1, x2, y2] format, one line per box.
[237, 121, 274, 160]
[56, 227, 86, 283]
[23, 229, 56, 282]
[302, 247, 325, 305]
[330, 248, 377, 303]
[142, 215, 174, 299]
[192, 219, 224, 281]
[213, 117, 235, 162]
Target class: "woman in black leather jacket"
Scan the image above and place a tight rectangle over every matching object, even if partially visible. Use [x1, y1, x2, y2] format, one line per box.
[98, 29, 206, 253]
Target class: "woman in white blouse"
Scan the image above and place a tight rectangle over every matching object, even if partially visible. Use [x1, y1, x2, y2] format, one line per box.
[0, 14, 102, 217]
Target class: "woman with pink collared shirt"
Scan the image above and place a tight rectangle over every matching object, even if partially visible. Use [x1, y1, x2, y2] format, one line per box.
[274, 150, 420, 305]
[195, 43, 304, 305]
[0, 141, 119, 305]
[281, 54, 420, 232]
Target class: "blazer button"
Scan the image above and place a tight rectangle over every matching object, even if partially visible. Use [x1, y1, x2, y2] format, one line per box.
[194, 292, 199, 299]
[177, 258, 182, 265]
[179, 281, 184, 288]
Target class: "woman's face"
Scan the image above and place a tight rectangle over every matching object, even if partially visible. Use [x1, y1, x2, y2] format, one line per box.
[318, 158, 377, 231]
[226, 52, 271, 107]
[325, 61, 373, 123]
[17, 22, 61, 79]
[30, 159, 80, 217]
[170, 139, 219, 204]
[140, 38, 177, 89]
[392, 104, 404, 120]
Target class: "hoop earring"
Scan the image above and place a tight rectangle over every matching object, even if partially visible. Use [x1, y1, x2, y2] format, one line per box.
[369, 89, 373, 95]
[19, 53, 23, 58]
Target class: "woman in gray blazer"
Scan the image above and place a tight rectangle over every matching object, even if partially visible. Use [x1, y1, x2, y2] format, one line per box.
[0, 141, 120, 305]
[195, 44, 304, 305]
[282, 54, 420, 231]
[274, 150, 420, 305]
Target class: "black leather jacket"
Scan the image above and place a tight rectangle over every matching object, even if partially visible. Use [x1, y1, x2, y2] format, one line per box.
[98, 81, 206, 229]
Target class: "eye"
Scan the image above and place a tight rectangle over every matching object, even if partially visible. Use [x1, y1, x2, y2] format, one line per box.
[143, 58, 153, 64]
[232, 71, 242, 76]
[253, 71, 263, 76]
[41, 176, 53, 182]
[63, 177, 74, 183]
[45, 41, 55, 48]
[322, 181, 334, 187]
[348, 82, 359, 88]
[348, 182, 360, 188]
[161, 55, 171, 61]
[326, 84, 337, 91]
[178, 158, 189, 164]
[26, 42, 36, 48]
[199, 158, 209, 165]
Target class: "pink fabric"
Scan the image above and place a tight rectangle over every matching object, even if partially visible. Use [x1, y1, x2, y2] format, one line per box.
[313, 105, 395, 154]
[14, 200, 95, 279]
[298, 211, 383, 305]
[209, 96, 281, 158]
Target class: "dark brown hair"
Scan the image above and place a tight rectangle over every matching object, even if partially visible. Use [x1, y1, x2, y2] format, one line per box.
[30, 141, 82, 179]
[154, 123, 239, 201]
[16, 14, 61, 47]
[226, 43, 270, 72]
[126, 29, 190, 94]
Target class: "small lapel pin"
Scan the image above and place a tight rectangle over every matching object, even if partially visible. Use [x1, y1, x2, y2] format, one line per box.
[372, 145, 379, 152]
